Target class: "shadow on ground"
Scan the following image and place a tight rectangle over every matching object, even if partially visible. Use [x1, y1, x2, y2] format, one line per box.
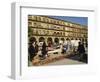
[66, 54, 88, 63]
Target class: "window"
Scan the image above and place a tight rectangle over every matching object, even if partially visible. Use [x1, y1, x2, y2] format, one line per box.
[49, 19, 52, 23]
[43, 17, 45, 22]
[37, 16, 41, 21]
[33, 22, 37, 27]
[46, 18, 49, 23]
[28, 21, 32, 26]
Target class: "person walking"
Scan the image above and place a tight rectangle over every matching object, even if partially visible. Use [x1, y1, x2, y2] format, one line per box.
[77, 42, 85, 61]
[28, 42, 36, 61]
[62, 41, 68, 54]
[41, 41, 47, 59]
[34, 41, 39, 57]
[67, 39, 72, 54]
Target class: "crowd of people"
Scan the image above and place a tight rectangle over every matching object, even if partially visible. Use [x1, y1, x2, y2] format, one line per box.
[61, 39, 88, 62]
[28, 40, 48, 61]
[28, 38, 88, 62]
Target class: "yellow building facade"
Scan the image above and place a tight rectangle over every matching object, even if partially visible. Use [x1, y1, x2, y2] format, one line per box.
[28, 15, 87, 44]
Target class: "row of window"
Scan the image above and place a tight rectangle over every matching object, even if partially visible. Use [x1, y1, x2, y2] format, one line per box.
[28, 21, 64, 30]
[65, 27, 87, 33]
[28, 21, 87, 34]
[29, 27, 87, 38]
[66, 32, 87, 37]
[64, 22, 86, 29]
[28, 15, 65, 25]
[30, 28, 65, 36]
[28, 15, 87, 29]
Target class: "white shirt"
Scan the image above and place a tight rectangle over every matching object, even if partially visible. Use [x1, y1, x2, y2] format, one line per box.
[74, 40, 80, 47]
[71, 40, 75, 46]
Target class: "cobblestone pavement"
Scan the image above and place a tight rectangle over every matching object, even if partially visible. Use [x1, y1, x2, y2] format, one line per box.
[46, 58, 84, 66]
[28, 56, 85, 66]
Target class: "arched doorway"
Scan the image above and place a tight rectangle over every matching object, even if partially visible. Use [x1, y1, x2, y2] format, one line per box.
[60, 38, 65, 44]
[71, 38, 73, 40]
[61, 38, 65, 41]
[75, 38, 77, 40]
[66, 38, 69, 40]
[39, 37, 45, 42]
[54, 38, 59, 44]
[47, 37, 53, 43]
[47, 37, 53, 47]
[29, 37, 36, 43]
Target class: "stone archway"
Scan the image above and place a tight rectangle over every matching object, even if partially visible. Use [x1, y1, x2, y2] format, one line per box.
[61, 38, 65, 41]
[54, 38, 59, 44]
[71, 38, 74, 40]
[39, 37, 45, 42]
[29, 37, 36, 43]
[47, 37, 53, 47]
[66, 38, 70, 40]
